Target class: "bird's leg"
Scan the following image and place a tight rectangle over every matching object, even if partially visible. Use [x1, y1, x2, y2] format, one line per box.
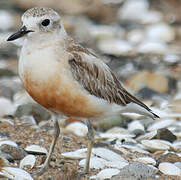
[83, 119, 94, 174]
[33, 117, 60, 176]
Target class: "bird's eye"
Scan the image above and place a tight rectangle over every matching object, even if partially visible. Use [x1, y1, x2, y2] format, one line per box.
[41, 19, 50, 26]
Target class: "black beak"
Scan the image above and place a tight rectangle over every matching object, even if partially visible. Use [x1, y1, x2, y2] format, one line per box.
[7, 26, 34, 41]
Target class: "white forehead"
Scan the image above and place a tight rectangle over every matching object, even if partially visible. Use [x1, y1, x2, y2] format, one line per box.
[21, 7, 60, 26]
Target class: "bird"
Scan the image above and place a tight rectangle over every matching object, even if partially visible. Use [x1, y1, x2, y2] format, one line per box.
[7, 7, 159, 175]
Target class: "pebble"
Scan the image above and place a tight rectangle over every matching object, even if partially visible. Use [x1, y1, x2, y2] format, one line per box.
[20, 155, 36, 169]
[0, 144, 27, 161]
[155, 128, 177, 143]
[65, 122, 88, 137]
[25, 145, 47, 155]
[112, 162, 156, 180]
[159, 162, 181, 176]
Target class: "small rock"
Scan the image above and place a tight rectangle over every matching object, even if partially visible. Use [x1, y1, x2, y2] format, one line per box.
[0, 156, 9, 167]
[0, 144, 27, 161]
[154, 128, 177, 143]
[15, 103, 51, 123]
[65, 122, 88, 137]
[159, 162, 181, 176]
[112, 162, 156, 180]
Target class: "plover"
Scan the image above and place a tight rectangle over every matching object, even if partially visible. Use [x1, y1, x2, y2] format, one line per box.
[7, 7, 159, 175]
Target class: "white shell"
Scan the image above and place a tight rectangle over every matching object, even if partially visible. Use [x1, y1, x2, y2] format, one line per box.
[147, 119, 175, 131]
[79, 157, 107, 169]
[146, 23, 175, 42]
[97, 39, 132, 56]
[0, 11, 14, 31]
[159, 162, 181, 176]
[20, 155, 36, 169]
[105, 161, 128, 169]
[99, 132, 135, 140]
[65, 122, 88, 137]
[25, 145, 47, 154]
[137, 41, 167, 54]
[1, 167, 33, 180]
[61, 148, 87, 159]
[0, 140, 17, 147]
[96, 168, 120, 180]
[128, 120, 144, 132]
[141, 140, 171, 152]
[92, 148, 127, 162]
[136, 130, 157, 141]
[134, 157, 156, 165]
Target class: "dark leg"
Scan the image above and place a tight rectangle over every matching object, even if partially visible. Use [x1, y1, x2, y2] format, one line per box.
[83, 119, 94, 173]
[33, 117, 60, 176]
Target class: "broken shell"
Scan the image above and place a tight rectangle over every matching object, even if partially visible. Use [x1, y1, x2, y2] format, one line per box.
[92, 148, 127, 162]
[134, 157, 156, 166]
[0, 167, 33, 180]
[136, 130, 157, 141]
[25, 145, 47, 155]
[20, 155, 36, 169]
[159, 162, 181, 176]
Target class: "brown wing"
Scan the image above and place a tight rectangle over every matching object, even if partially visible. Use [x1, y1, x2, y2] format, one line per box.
[68, 50, 154, 113]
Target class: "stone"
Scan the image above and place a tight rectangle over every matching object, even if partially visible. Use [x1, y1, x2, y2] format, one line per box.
[0, 144, 27, 161]
[112, 162, 156, 180]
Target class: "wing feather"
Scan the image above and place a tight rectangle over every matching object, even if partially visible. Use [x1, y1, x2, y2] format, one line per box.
[67, 43, 159, 118]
